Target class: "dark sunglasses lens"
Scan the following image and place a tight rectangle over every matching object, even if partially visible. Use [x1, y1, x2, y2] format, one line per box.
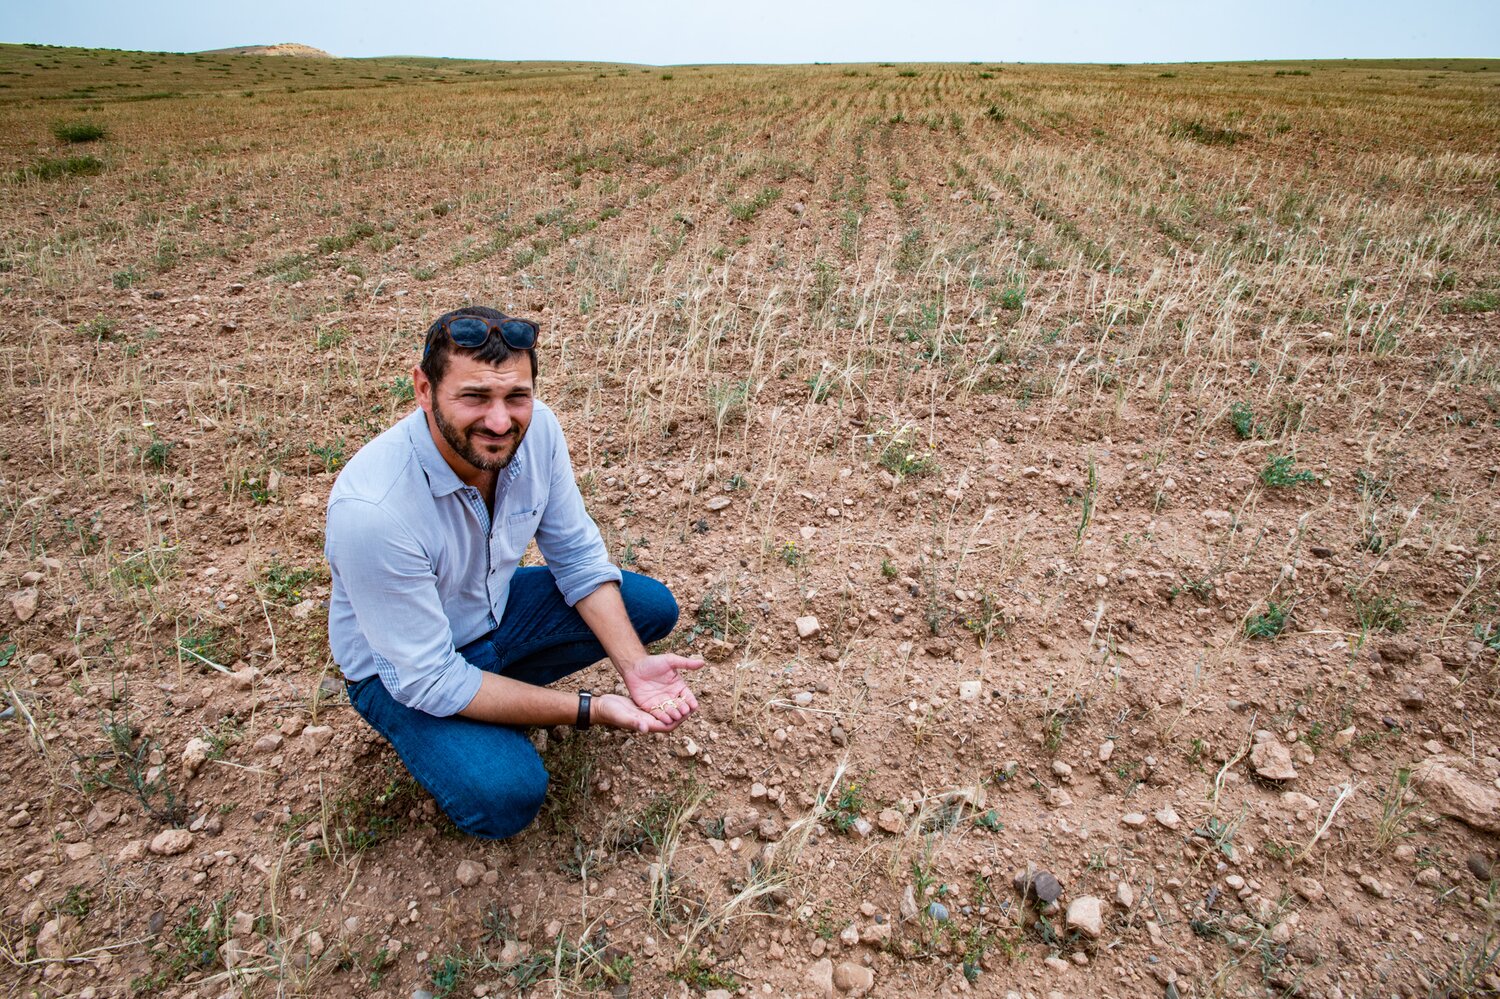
[446, 317, 491, 347]
[499, 320, 537, 349]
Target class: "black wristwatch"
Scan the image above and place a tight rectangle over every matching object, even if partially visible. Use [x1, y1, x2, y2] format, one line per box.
[575, 690, 593, 730]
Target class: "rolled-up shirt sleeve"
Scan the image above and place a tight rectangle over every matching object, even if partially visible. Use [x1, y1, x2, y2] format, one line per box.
[534, 420, 622, 606]
[325, 498, 482, 716]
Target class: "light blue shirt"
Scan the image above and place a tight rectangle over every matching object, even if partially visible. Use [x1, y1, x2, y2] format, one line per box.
[324, 403, 621, 716]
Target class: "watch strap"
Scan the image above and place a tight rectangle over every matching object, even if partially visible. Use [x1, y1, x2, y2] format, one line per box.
[576, 690, 592, 730]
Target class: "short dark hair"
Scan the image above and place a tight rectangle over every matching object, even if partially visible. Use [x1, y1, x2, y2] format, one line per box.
[419, 305, 539, 387]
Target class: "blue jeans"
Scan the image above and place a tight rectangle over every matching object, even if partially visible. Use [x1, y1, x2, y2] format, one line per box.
[347, 569, 679, 839]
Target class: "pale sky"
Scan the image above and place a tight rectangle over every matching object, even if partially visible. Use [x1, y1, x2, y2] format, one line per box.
[2, 0, 1495, 65]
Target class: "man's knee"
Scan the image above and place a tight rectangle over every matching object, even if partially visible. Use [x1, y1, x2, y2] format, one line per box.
[445, 758, 549, 840]
[624, 572, 679, 644]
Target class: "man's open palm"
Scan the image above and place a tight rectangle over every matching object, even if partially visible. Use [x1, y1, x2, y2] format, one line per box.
[622, 653, 704, 729]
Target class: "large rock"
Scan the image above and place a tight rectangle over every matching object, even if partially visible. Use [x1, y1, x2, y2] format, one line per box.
[1412, 756, 1500, 834]
[455, 860, 485, 887]
[1250, 740, 1298, 781]
[1065, 895, 1104, 939]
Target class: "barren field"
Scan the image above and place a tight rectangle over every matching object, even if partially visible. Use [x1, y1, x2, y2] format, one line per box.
[2, 43, 1500, 999]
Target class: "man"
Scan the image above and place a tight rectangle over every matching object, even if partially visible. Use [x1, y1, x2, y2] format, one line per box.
[325, 305, 703, 839]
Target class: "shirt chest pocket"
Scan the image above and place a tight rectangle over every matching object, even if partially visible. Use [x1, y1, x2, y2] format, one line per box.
[505, 506, 541, 553]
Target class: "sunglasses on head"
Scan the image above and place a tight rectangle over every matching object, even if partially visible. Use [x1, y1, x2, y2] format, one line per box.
[422, 315, 538, 361]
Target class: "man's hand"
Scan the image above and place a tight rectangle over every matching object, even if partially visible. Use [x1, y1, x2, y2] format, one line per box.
[591, 693, 676, 733]
[620, 654, 705, 729]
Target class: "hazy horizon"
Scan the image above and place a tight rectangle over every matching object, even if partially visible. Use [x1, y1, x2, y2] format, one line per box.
[3, 0, 1496, 66]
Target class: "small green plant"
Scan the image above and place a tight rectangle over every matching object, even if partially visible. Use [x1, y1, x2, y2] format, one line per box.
[963, 589, 1006, 646]
[827, 779, 865, 833]
[136, 436, 175, 471]
[776, 540, 805, 567]
[1075, 456, 1098, 543]
[875, 428, 937, 478]
[78, 316, 120, 342]
[1352, 591, 1411, 635]
[1261, 455, 1317, 488]
[998, 285, 1024, 310]
[1245, 601, 1290, 639]
[728, 186, 781, 222]
[1227, 401, 1256, 439]
[974, 809, 1003, 832]
[259, 559, 317, 604]
[78, 708, 188, 825]
[17, 155, 104, 181]
[880, 558, 899, 580]
[314, 327, 349, 351]
[112, 266, 141, 289]
[1169, 119, 1245, 146]
[1374, 767, 1420, 849]
[390, 375, 415, 404]
[709, 378, 752, 432]
[309, 438, 348, 473]
[52, 120, 108, 143]
[690, 589, 747, 642]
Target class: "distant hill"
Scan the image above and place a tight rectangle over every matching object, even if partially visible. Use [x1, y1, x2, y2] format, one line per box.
[199, 43, 333, 58]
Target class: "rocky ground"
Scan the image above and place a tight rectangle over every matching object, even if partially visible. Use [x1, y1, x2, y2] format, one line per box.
[0, 46, 1497, 999]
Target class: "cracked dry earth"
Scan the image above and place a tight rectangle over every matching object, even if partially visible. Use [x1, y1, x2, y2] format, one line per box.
[1, 46, 1499, 999]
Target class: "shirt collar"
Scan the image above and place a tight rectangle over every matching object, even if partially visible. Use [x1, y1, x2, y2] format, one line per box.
[404, 410, 468, 497]
[402, 409, 527, 497]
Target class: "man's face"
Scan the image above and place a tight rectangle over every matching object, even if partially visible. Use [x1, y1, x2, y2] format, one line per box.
[414, 351, 534, 483]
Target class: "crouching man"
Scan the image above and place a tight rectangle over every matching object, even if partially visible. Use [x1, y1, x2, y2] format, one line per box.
[325, 306, 703, 838]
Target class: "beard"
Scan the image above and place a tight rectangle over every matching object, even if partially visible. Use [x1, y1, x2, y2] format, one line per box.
[430, 393, 525, 472]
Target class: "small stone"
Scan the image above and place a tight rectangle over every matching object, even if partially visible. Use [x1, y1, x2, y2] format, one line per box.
[705, 495, 731, 512]
[795, 616, 821, 639]
[860, 921, 891, 945]
[1052, 760, 1073, 781]
[305, 930, 325, 957]
[1065, 896, 1103, 939]
[1043, 956, 1070, 974]
[299, 725, 334, 755]
[64, 842, 94, 861]
[498, 939, 527, 964]
[1121, 812, 1147, 828]
[794, 691, 814, 707]
[900, 885, 918, 922]
[1154, 806, 1181, 830]
[1399, 686, 1425, 709]
[149, 829, 194, 856]
[1250, 739, 1298, 781]
[456, 860, 484, 887]
[1292, 877, 1324, 902]
[876, 809, 905, 834]
[958, 680, 981, 702]
[833, 961, 875, 995]
[926, 901, 950, 922]
[850, 817, 873, 838]
[673, 737, 701, 758]
[253, 733, 283, 753]
[1098, 740, 1114, 762]
[1358, 874, 1389, 899]
[182, 737, 214, 778]
[117, 840, 146, 862]
[838, 923, 859, 946]
[10, 587, 39, 622]
[806, 957, 835, 999]
[7, 811, 31, 828]
[229, 666, 260, 690]
[1032, 870, 1063, 903]
[1412, 756, 1500, 833]
[1415, 867, 1444, 889]
[1115, 881, 1134, 909]
[1466, 853, 1493, 882]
